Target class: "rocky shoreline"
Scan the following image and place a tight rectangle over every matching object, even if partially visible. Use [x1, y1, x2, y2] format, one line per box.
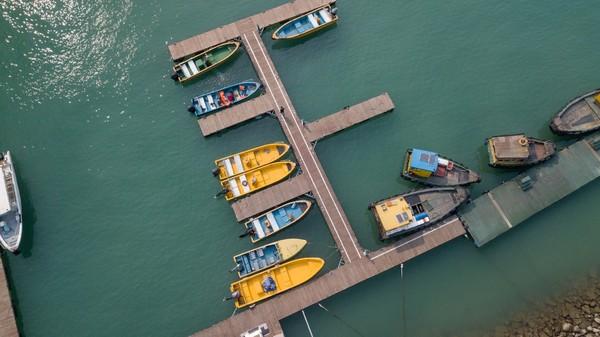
[486, 274, 600, 337]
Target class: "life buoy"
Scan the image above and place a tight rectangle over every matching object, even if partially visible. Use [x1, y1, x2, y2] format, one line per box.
[518, 137, 528, 146]
[242, 180, 248, 187]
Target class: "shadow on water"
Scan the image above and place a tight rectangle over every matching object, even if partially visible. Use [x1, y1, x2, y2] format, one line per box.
[15, 173, 37, 259]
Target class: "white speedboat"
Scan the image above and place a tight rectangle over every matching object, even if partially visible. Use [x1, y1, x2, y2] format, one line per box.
[0, 151, 22, 253]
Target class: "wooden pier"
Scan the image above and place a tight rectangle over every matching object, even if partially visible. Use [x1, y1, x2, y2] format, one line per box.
[0, 257, 18, 337]
[197, 94, 274, 136]
[304, 93, 395, 143]
[231, 174, 312, 221]
[191, 217, 465, 337]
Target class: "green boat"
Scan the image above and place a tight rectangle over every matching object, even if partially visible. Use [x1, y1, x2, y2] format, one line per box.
[171, 41, 240, 84]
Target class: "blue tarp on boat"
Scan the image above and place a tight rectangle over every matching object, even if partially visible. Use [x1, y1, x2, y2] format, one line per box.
[410, 149, 438, 173]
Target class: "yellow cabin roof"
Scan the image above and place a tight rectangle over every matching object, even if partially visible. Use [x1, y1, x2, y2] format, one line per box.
[373, 197, 414, 231]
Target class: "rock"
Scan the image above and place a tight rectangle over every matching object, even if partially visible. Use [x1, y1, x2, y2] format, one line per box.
[563, 322, 573, 332]
[595, 317, 600, 324]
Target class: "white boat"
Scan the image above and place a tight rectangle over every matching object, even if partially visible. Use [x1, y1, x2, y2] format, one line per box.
[0, 151, 22, 253]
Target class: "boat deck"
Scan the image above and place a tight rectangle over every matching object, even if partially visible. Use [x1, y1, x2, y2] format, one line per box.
[231, 174, 312, 221]
[460, 133, 600, 246]
[168, 0, 335, 62]
[191, 217, 465, 337]
[0, 257, 18, 337]
[197, 94, 274, 136]
[304, 93, 395, 143]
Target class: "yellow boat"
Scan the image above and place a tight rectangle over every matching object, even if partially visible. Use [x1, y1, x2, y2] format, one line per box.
[229, 257, 324, 309]
[232, 238, 307, 278]
[221, 161, 296, 201]
[214, 143, 290, 181]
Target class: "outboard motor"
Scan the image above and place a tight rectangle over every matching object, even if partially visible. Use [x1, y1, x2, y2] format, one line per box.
[0, 152, 4, 161]
[211, 167, 220, 177]
[331, 7, 338, 16]
[170, 73, 179, 81]
[188, 106, 196, 113]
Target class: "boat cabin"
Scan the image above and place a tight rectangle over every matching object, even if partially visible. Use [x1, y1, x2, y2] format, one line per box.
[488, 134, 530, 165]
[240, 323, 270, 337]
[372, 196, 431, 239]
[407, 149, 453, 178]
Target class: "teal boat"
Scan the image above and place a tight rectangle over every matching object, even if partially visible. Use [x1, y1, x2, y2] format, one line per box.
[188, 80, 261, 117]
[171, 41, 240, 84]
[272, 5, 338, 40]
[232, 238, 307, 278]
[243, 200, 312, 243]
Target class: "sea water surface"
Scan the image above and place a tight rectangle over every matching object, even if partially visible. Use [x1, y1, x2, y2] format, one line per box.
[0, 0, 599, 336]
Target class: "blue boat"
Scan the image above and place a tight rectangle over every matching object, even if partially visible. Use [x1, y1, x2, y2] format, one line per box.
[243, 200, 312, 243]
[188, 80, 262, 117]
[272, 5, 338, 40]
[232, 238, 307, 278]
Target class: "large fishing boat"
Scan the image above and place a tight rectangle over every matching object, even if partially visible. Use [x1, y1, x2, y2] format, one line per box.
[214, 143, 290, 181]
[232, 238, 307, 278]
[243, 200, 312, 243]
[228, 257, 324, 309]
[272, 5, 338, 40]
[189, 80, 262, 117]
[0, 151, 22, 253]
[171, 41, 240, 83]
[550, 88, 600, 135]
[220, 161, 296, 201]
[486, 134, 556, 167]
[369, 187, 468, 240]
[402, 148, 480, 186]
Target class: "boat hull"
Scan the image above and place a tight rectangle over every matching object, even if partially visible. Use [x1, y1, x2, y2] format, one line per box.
[244, 200, 312, 243]
[215, 143, 290, 181]
[401, 149, 480, 186]
[486, 134, 556, 168]
[272, 5, 338, 40]
[172, 41, 240, 84]
[550, 88, 600, 135]
[0, 151, 22, 253]
[233, 238, 307, 278]
[191, 80, 262, 117]
[221, 161, 296, 201]
[230, 257, 324, 308]
[369, 187, 468, 240]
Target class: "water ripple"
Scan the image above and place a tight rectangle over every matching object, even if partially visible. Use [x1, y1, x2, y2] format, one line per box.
[0, 0, 138, 106]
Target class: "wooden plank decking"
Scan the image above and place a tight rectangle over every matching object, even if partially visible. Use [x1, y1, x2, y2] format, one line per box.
[304, 93, 395, 143]
[198, 94, 274, 136]
[191, 216, 465, 337]
[168, 0, 335, 62]
[231, 174, 312, 221]
[0, 257, 18, 337]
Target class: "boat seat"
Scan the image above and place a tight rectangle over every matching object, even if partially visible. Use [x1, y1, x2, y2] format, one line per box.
[238, 175, 251, 193]
[307, 13, 319, 28]
[248, 251, 256, 260]
[233, 155, 244, 173]
[266, 212, 280, 231]
[251, 259, 260, 271]
[228, 179, 241, 197]
[258, 259, 267, 269]
[181, 64, 191, 78]
[207, 95, 216, 108]
[188, 60, 199, 74]
[256, 248, 264, 257]
[198, 97, 207, 111]
[222, 159, 234, 177]
[253, 219, 265, 238]
[319, 9, 333, 23]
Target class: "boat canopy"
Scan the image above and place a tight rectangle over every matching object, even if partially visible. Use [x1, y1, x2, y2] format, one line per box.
[409, 149, 439, 176]
[0, 174, 10, 215]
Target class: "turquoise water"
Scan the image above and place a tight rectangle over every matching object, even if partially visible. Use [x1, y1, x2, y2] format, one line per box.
[0, 0, 599, 336]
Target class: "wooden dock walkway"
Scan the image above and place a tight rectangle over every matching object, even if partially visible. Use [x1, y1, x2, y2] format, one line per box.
[198, 94, 273, 136]
[304, 93, 395, 143]
[168, 0, 335, 62]
[240, 29, 364, 264]
[0, 257, 18, 337]
[231, 174, 312, 221]
[191, 216, 465, 337]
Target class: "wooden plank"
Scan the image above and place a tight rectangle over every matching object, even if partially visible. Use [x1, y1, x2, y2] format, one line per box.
[197, 94, 274, 136]
[230, 174, 312, 221]
[304, 93, 395, 143]
[0, 257, 18, 337]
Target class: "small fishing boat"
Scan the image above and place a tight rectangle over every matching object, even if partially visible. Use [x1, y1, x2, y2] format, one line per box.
[550, 88, 600, 135]
[272, 5, 338, 40]
[233, 238, 307, 278]
[171, 41, 240, 84]
[369, 187, 468, 240]
[0, 151, 22, 253]
[221, 161, 296, 201]
[228, 257, 324, 309]
[486, 134, 556, 167]
[243, 200, 312, 243]
[189, 80, 262, 117]
[402, 148, 480, 186]
[214, 143, 290, 181]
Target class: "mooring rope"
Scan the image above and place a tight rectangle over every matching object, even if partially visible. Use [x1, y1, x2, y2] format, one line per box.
[302, 310, 315, 337]
[317, 303, 366, 337]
